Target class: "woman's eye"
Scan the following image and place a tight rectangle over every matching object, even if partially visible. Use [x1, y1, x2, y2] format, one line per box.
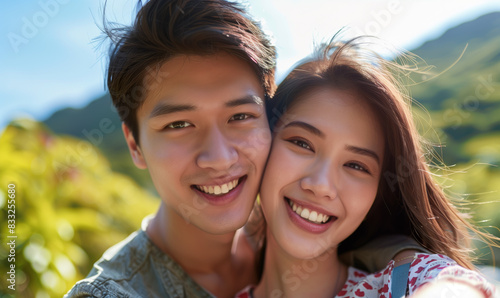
[166, 121, 192, 129]
[345, 162, 369, 173]
[230, 113, 252, 121]
[289, 139, 312, 151]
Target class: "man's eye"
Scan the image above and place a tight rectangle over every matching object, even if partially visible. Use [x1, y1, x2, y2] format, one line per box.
[230, 113, 252, 121]
[166, 121, 192, 129]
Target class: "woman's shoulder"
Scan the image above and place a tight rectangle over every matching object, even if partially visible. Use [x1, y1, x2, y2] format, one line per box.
[406, 253, 495, 297]
[410, 252, 455, 266]
[405, 253, 456, 292]
[337, 253, 495, 297]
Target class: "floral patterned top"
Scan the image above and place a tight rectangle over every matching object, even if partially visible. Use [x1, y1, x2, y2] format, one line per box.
[236, 254, 495, 298]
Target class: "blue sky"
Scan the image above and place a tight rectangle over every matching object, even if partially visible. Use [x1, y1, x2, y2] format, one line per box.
[1, 0, 500, 130]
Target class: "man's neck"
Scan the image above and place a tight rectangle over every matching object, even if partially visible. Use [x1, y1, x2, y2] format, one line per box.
[253, 235, 347, 298]
[146, 203, 256, 297]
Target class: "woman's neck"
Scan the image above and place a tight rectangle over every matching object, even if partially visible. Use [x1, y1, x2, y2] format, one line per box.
[253, 235, 347, 298]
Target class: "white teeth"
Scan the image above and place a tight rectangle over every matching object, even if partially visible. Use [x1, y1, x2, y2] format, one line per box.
[196, 179, 239, 195]
[214, 185, 221, 195]
[288, 200, 330, 224]
[309, 211, 318, 222]
[300, 208, 310, 218]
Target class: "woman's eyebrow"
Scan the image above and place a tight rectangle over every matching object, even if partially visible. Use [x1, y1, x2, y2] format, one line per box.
[345, 145, 380, 164]
[283, 121, 325, 138]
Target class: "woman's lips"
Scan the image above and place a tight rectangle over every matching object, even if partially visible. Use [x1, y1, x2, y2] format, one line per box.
[285, 197, 337, 234]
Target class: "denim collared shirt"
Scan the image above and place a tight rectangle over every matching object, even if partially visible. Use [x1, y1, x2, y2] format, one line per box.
[65, 228, 215, 298]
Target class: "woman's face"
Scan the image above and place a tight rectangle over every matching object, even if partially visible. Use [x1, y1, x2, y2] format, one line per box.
[260, 87, 385, 259]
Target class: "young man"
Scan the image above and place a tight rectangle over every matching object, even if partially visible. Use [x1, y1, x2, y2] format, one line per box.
[66, 1, 424, 297]
[66, 0, 275, 297]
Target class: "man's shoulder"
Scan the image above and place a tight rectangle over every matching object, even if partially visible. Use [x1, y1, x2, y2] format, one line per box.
[65, 230, 215, 298]
[64, 230, 153, 297]
[63, 276, 139, 298]
[93, 230, 150, 274]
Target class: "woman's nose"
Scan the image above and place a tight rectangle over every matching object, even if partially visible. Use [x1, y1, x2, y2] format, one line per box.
[300, 161, 338, 200]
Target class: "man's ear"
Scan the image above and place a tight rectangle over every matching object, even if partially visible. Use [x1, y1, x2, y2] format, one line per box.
[122, 122, 147, 169]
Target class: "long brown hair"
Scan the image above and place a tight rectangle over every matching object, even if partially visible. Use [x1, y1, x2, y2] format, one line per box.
[266, 36, 497, 270]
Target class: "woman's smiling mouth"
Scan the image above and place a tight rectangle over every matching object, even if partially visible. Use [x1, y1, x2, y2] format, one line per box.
[286, 198, 333, 224]
[285, 197, 334, 224]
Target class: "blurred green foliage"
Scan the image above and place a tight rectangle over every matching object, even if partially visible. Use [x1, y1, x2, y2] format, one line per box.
[0, 119, 159, 297]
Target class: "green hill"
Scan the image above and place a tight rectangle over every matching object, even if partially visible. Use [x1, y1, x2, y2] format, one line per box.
[412, 12, 500, 70]
[408, 11, 500, 166]
[43, 93, 155, 193]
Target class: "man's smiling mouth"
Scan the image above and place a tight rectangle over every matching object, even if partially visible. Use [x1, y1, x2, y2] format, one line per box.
[194, 177, 243, 195]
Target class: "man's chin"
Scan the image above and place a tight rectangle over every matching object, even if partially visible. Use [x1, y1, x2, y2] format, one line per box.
[201, 213, 251, 235]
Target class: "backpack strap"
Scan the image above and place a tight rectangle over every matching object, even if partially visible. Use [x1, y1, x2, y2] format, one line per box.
[391, 262, 411, 297]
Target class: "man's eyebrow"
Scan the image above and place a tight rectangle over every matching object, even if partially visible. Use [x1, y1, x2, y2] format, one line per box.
[225, 95, 264, 107]
[346, 145, 381, 164]
[283, 121, 325, 138]
[149, 103, 196, 118]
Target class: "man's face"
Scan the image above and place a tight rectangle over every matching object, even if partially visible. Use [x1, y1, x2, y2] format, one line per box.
[124, 53, 271, 235]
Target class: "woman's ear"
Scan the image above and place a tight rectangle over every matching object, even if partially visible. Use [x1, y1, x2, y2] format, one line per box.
[122, 122, 147, 169]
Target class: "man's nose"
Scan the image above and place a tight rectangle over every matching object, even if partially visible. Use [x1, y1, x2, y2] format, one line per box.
[196, 126, 238, 171]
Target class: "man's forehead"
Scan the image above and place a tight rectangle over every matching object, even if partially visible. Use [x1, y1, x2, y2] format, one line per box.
[145, 53, 259, 83]
[143, 56, 262, 96]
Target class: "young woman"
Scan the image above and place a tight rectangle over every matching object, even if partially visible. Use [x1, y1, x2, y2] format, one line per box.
[236, 37, 497, 297]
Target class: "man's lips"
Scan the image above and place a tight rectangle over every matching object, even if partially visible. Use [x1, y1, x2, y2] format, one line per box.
[191, 176, 247, 206]
[193, 176, 245, 196]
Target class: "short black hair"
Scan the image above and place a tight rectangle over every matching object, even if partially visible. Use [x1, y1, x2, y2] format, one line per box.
[104, 0, 276, 141]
